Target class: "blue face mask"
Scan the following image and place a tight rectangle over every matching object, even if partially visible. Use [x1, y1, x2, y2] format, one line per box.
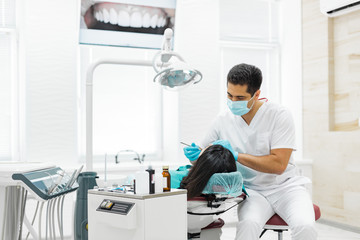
[227, 95, 255, 116]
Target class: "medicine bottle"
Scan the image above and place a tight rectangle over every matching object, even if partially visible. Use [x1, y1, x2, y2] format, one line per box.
[162, 166, 171, 192]
[146, 166, 155, 194]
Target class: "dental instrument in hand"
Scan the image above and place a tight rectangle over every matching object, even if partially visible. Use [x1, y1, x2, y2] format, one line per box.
[180, 142, 202, 150]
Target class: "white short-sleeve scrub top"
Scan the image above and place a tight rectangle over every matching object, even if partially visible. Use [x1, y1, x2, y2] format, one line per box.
[200, 101, 310, 196]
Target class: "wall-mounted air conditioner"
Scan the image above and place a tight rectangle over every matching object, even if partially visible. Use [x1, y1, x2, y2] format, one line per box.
[320, 0, 360, 17]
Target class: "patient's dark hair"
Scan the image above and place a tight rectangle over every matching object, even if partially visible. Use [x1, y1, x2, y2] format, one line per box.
[181, 144, 236, 199]
[227, 63, 262, 96]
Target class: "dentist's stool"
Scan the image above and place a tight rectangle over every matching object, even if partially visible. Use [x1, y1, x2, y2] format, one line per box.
[259, 204, 321, 240]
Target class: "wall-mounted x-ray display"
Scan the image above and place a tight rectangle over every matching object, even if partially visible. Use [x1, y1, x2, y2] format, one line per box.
[79, 0, 176, 49]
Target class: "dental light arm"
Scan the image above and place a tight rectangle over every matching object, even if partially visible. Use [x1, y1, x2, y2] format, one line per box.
[85, 28, 202, 171]
[85, 60, 153, 171]
[152, 28, 202, 90]
[160, 28, 173, 62]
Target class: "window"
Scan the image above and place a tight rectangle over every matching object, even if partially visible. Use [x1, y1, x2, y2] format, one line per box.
[218, 0, 304, 160]
[0, 0, 18, 161]
[219, 0, 281, 107]
[79, 45, 163, 163]
[220, 45, 280, 102]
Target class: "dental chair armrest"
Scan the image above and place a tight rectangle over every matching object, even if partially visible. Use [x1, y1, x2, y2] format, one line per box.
[187, 193, 246, 202]
[187, 193, 246, 216]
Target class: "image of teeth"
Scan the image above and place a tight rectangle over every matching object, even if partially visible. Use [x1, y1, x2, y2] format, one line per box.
[93, 3, 169, 29]
[130, 8, 142, 28]
[109, 8, 117, 25]
[142, 12, 151, 28]
[95, 11, 103, 22]
[103, 8, 110, 23]
[157, 16, 164, 27]
[150, 14, 158, 28]
[118, 9, 130, 27]
[98, 11, 103, 21]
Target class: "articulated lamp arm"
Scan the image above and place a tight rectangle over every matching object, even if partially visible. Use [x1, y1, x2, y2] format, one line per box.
[85, 59, 152, 171]
[85, 28, 202, 171]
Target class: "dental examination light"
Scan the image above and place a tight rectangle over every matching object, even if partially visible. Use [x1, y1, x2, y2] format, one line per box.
[152, 28, 202, 90]
[85, 28, 202, 170]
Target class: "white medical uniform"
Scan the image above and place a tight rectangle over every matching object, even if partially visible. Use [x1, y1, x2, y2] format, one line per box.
[200, 102, 317, 240]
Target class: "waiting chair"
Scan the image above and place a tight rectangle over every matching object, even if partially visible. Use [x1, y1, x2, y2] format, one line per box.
[260, 204, 321, 240]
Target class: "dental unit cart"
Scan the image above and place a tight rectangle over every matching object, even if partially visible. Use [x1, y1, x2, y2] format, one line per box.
[0, 162, 80, 240]
[88, 188, 187, 240]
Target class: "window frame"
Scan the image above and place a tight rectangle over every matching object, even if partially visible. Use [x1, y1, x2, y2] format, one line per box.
[219, 40, 281, 111]
[0, 27, 20, 162]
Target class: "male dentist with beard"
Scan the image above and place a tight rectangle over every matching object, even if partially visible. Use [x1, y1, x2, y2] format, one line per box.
[183, 63, 317, 240]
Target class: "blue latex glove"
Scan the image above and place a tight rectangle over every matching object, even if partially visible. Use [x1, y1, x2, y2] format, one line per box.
[183, 143, 201, 161]
[212, 139, 238, 161]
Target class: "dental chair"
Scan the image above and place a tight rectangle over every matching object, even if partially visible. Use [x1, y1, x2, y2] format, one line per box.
[186, 171, 247, 240]
[260, 204, 321, 240]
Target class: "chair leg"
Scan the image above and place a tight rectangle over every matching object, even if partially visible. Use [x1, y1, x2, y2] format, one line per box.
[260, 229, 286, 239]
[259, 229, 267, 238]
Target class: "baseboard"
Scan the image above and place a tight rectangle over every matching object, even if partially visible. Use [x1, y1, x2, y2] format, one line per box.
[317, 218, 360, 234]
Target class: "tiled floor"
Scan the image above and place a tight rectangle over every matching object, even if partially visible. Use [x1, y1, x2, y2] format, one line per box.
[221, 222, 360, 240]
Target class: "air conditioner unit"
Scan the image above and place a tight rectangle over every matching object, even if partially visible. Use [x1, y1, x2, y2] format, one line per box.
[320, 0, 360, 17]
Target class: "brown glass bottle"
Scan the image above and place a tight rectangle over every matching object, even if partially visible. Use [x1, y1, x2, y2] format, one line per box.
[162, 166, 171, 192]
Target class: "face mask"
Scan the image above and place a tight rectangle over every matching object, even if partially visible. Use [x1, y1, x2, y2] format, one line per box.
[227, 95, 256, 116]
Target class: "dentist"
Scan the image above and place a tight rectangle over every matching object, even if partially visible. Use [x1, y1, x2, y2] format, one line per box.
[183, 63, 317, 240]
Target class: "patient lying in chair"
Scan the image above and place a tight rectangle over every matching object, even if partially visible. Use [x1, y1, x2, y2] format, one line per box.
[172, 143, 246, 240]
[180, 144, 237, 198]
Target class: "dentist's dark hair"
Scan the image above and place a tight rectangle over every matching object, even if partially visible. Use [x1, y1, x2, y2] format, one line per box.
[180, 144, 236, 199]
[227, 63, 262, 96]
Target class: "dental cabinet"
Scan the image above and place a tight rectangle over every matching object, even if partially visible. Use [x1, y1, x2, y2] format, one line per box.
[88, 189, 187, 240]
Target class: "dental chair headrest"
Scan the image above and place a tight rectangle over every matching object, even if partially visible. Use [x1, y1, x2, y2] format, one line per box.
[202, 171, 243, 197]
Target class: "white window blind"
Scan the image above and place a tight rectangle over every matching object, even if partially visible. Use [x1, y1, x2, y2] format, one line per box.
[219, 0, 281, 107]
[220, 46, 280, 102]
[218, 0, 303, 160]
[1, 0, 16, 27]
[220, 0, 279, 43]
[0, 0, 17, 161]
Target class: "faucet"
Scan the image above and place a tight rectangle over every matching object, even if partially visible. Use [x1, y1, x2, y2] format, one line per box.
[115, 150, 145, 164]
